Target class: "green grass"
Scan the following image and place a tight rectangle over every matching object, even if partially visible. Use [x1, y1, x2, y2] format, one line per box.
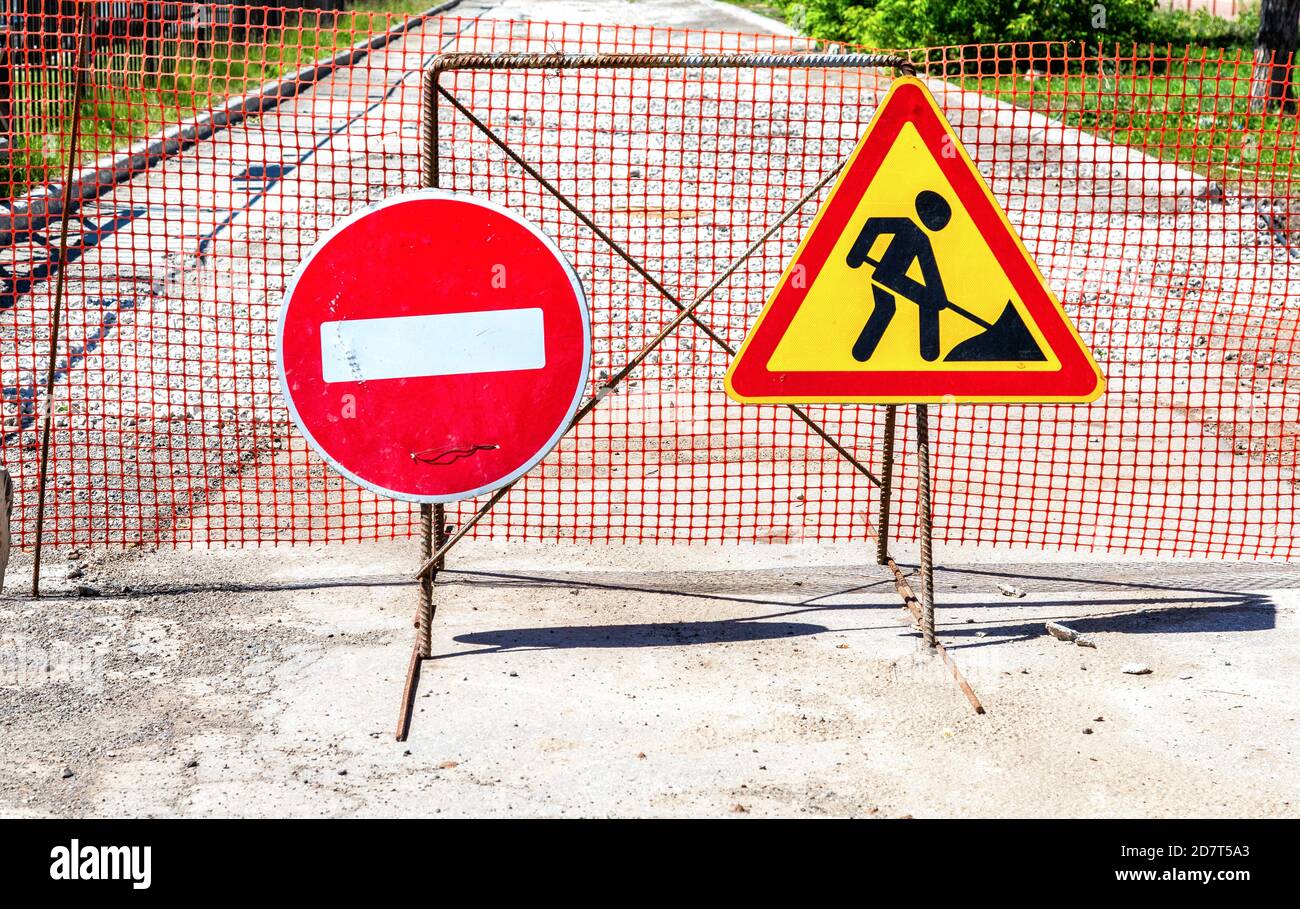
[12, 3, 1296, 202]
[959, 47, 1300, 188]
[713, 3, 1289, 189]
[3, 1, 431, 193]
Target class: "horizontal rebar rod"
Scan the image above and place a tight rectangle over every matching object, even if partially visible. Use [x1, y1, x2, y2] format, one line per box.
[428, 51, 917, 77]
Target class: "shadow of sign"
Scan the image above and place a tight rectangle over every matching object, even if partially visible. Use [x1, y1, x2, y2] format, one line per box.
[453, 620, 829, 653]
[444, 565, 1281, 658]
[938, 588, 1277, 653]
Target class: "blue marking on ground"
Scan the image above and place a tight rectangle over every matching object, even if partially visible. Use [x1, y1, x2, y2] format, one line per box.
[2, 297, 138, 437]
[233, 163, 296, 182]
[0, 207, 149, 310]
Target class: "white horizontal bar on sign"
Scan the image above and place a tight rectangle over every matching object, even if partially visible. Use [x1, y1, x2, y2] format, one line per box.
[319, 308, 546, 383]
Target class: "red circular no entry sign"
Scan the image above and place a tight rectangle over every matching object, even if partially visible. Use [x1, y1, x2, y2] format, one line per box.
[277, 190, 591, 503]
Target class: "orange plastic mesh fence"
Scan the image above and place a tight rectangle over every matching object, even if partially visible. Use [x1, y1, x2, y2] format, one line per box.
[0, 5, 1293, 558]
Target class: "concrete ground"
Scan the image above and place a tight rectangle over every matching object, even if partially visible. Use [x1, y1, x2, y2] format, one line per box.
[1, 543, 1296, 817]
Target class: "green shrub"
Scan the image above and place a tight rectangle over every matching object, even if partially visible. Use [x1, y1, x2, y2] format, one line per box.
[1145, 3, 1259, 49]
[777, 0, 1258, 50]
[777, 0, 877, 41]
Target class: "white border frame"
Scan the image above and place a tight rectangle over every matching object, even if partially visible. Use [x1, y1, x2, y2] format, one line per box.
[276, 189, 592, 504]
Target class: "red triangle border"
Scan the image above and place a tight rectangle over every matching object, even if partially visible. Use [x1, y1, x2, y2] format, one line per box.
[725, 77, 1105, 404]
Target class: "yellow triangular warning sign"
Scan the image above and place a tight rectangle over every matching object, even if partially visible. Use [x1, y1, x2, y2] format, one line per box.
[725, 77, 1105, 404]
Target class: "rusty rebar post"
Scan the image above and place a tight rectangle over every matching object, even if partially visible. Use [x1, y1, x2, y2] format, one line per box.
[398, 55, 448, 742]
[433, 504, 447, 571]
[413, 503, 449, 661]
[915, 403, 936, 648]
[416, 504, 433, 658]
[883, 554, 983, 714]
[31, 4, 93, 597]
[422, 59, 439, 189]
[876, 405, 896, 566]
[397, 501, 448, 740]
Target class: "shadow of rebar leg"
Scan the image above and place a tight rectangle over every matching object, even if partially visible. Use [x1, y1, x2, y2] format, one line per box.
[853, 285, 895, 362]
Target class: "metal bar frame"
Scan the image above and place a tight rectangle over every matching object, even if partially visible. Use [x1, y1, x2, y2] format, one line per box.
[412, 50, 918, 581]
[397, 49, 982, 735]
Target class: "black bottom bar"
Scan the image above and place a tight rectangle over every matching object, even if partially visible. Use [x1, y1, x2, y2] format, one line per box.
[0, 818, 1283, 894]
